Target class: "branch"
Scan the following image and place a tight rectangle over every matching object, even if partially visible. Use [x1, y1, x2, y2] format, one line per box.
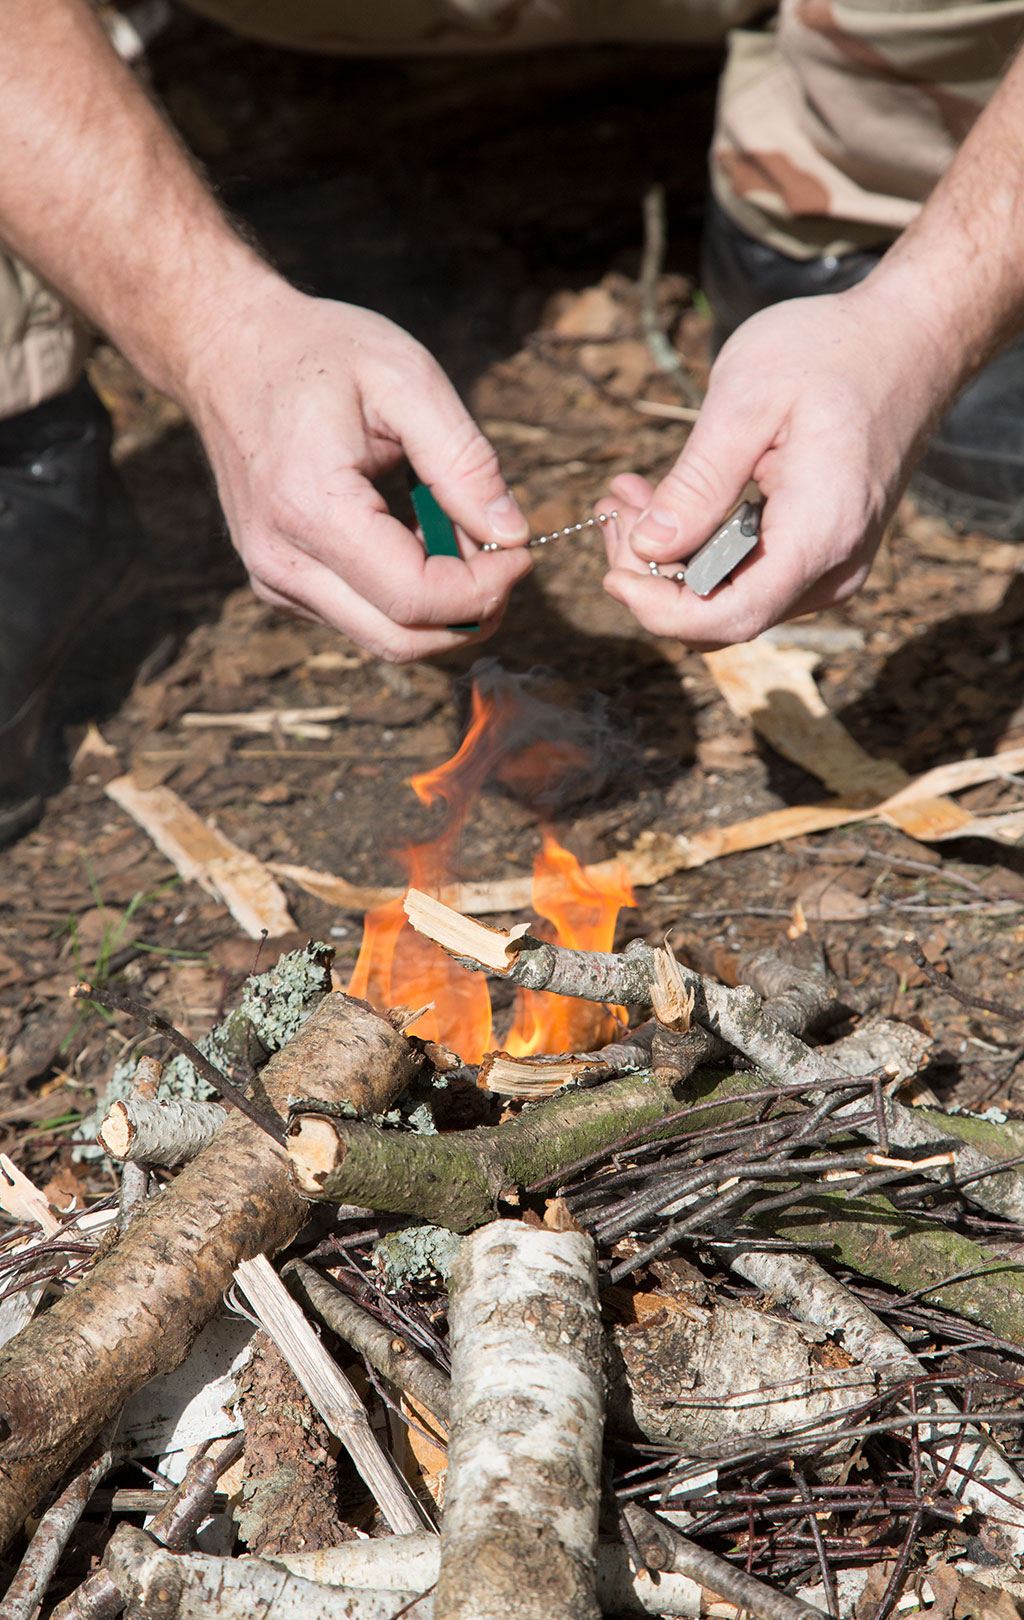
[405, 893, 1024, 1225]
[98, 1097, 228, 1166]
[622, 1505, 827, 1620]
[434, 1222, 604, 1620]
[287, 1260, 451, 1428]
[287, 1069, 726, 1229]
[720, 1243, 1024, 1562]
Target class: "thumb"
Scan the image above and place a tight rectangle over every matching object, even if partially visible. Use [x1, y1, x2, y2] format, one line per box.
[629, 387, 761, 563]
[389, 375, 530, 549]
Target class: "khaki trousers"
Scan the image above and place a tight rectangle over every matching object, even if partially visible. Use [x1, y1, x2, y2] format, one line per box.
[4, 0, 1022, 414]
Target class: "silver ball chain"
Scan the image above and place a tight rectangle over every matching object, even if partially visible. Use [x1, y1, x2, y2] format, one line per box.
[482, 508, 688, 582]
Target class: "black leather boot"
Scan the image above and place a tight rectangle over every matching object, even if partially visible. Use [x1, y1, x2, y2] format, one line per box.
[702, 196, 1024, 541]
[0, 377, 141, 846]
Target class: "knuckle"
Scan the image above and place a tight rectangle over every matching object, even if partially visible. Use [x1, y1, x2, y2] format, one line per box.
[661, 450, 725, 510]
[379, 591, 423, 627]
[442, 418, 501, 486]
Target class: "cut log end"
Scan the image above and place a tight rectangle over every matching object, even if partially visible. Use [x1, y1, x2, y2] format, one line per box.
[288, 1116, 346, 1195]
[96, 1101, 134, 1161]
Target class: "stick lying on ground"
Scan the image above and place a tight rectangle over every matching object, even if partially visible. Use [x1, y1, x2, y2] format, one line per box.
[434, 1221, 605, 1620]
[0, 993, 420, 1556]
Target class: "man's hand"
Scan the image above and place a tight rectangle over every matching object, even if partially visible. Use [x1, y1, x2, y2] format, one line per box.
[602, 284, 950, 649]
[0, 2, 532, 664]
[183, 279, 532, 662]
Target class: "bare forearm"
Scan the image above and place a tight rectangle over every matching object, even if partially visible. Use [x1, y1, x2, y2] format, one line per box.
[859, 45, 1024, 390]
[0, 0, 269, 401]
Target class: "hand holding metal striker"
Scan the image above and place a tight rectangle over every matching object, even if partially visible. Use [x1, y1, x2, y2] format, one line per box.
[479, 497, 763, 596]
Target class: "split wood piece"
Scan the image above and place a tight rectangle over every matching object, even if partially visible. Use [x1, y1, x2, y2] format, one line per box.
[232, 1254, 429, 1535]
[181, 705, 349, 739]
[98, 1098, 228, 1166]
[479, 1024, 661, 1099]
[279, 1534, 715, 1615]
[288, 1259, 451, 1427]
[403, 890, 531, 972]
[2, 1432, 120, 1620]
[622, 1506, 828, 1620]
[434, 1221, 604, 1620]
[105, 773, 295, 939]
[722, 1246, 1024, 1563]
[0, 994, 420, 1556]
[99, 1525, 429, 1620]
[406, 898, 1024, 1226]
[479, 1052, 613, 1098]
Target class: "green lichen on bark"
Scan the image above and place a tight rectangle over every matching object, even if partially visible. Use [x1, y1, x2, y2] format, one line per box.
[77, 944, 334, 1153]
[767, 1191, 1024, 1347]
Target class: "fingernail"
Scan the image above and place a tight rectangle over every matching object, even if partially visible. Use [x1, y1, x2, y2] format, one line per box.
[486, 492, 530, 542]
[631, 506, 680, 553]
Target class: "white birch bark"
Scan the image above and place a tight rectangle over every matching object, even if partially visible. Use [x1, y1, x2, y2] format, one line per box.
[434, 1221, 605, 1620]
[279, 1536, 706, 1615]
[98, 1098, 228, 1165]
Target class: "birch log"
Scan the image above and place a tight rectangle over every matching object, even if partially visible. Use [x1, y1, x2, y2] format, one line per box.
[434, 1221, 605, 1620]
[0, 994, 421, 1555]
[98, 1098, 228, 1166]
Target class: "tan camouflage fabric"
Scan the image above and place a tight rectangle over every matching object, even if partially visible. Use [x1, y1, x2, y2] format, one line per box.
[1, 0, 1020, 413]
[713, 0, 1024, 258]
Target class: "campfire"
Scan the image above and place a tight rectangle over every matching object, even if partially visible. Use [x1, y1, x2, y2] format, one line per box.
[5, 669, 1024, 1620]
[346, 664, 635, 1067]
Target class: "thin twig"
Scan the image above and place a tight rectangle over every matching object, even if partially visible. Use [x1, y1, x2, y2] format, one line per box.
[903, 936, 1023, 1022]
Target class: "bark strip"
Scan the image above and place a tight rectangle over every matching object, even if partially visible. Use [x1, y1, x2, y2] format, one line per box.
[0, 994, 420, 1555]
[434, 1222, 605, 1620]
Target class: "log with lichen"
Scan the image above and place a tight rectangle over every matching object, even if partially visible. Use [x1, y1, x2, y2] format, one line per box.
[0, 994, 421, 1556]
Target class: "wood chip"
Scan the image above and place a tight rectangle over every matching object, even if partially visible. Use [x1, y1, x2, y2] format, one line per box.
[650, 946, 695, 1030]
[402, 890, 529, 973]
[180, 706, 349, 740]
[105, 774, 296, 939]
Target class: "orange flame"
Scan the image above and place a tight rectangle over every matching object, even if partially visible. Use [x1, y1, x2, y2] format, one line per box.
[503, 832, 634, 1057]
[347, 679, 635, 1064]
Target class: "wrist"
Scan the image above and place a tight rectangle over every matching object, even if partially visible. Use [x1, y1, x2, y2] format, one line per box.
[122, 238, 280, 410]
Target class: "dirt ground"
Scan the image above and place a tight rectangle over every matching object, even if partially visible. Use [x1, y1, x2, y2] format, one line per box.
[4, 13, 1024, 1203]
